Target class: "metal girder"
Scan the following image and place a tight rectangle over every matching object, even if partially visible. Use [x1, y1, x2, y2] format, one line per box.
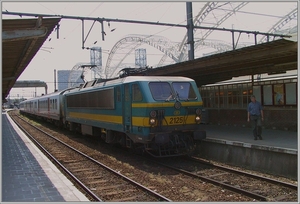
[2, 27, 48, 42]
[199, 2, 248, 43]
[68, 63, 100, 87]
[178, 2, 215, 52]
[104, 34, 258, 77]
[104, 34, 180, 78]
[179, 2, 249, 62]
[259, 8, 297, 43]
[13, 80, 48, 94]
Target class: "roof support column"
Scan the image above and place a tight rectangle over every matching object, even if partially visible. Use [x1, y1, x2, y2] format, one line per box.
[186, 2, 194, 60]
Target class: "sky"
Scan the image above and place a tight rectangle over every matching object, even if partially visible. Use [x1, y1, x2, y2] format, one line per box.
[2, 1, 298, 99]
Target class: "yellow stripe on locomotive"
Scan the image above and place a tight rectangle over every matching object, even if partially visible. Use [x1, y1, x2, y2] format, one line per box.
[67, 100, 203, 127]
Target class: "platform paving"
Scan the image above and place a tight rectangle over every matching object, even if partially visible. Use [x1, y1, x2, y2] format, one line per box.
[2, 112, 89, 202]
[201, 124, 297, 151]
[198, 123, 297, 179]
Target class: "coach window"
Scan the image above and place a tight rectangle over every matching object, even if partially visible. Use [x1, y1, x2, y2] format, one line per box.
[132, 84, 142, 101]
[253, 85, 261, 104]
[263, 85, 272, 105]
[274, 84, 284, 105]
[286, 83, 297, 105]
[232, 84, 239, 108]
[213, 86, 219, 107]
[125, 84, 130, 101]
[237, 84, 243, 108]
[88, 92, 96, 107]
[201, 87, 209, 107]
[116, 86, 121, 102]
[242, 83, 250, 108]
[219, 86, 225, 108]
[208, 89, 215, 108]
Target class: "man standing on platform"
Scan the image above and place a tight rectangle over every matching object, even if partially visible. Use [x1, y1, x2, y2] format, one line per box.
[247, 95, 264, 140]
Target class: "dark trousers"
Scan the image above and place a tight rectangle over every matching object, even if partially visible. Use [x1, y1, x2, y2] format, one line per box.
[250, 115, 262, 139]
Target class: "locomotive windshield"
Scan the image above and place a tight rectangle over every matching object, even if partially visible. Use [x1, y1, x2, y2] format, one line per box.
[149, 82, 197, 101]
[149, 82, 172, 100]
[172, 82, 197, 100]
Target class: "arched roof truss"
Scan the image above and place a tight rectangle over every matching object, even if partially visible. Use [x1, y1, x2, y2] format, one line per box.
[178, 2, 249, 61]
[105, 34, 181, 78]
[259, 8, 297, 43]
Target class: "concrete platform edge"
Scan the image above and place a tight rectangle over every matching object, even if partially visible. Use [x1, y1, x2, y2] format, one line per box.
[204, 138, 297, 155]
[6, 113, 89, 202]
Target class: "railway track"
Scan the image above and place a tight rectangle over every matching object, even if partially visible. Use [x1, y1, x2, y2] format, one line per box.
[9, 110, 297, 202]
[149, 156, 297, 202]
[9, 112, 172, 202]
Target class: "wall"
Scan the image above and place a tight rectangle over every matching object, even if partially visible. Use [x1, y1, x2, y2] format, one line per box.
[196, 140, 297, 180]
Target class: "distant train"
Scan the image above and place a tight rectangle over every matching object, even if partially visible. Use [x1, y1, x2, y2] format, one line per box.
[19, 76, 206, 157]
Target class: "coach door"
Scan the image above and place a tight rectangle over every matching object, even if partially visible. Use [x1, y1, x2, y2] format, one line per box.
[123, 84, 132, 133]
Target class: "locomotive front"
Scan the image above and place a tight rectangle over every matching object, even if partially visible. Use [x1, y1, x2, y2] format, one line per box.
[130, 77, 206, 157]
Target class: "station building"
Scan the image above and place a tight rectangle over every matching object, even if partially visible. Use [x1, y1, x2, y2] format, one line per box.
[199, 72, 297, 131]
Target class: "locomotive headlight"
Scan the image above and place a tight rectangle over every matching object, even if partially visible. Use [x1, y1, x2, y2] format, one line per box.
[174, 101, 181, 109]
[195, 116, 201, 123]
[149, 118, 156, 125]
[150, 110, 157, 118]
[195, 108, 202, 115]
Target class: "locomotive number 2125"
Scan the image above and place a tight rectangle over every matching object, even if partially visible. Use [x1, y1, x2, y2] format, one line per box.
[169, 117, 184, 124]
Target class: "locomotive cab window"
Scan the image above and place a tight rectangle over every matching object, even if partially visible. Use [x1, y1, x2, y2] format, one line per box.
[172, 82, 197, 100]
[149, 82, 173, 101]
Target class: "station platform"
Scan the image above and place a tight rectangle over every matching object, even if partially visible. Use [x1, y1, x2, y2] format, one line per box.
[201, 123, 298, 152]
[198, 123, 297, 180]
[1, 112, 89, 202]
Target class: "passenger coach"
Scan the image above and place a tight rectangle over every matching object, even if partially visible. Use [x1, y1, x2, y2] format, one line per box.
[19, 88, 72, 125]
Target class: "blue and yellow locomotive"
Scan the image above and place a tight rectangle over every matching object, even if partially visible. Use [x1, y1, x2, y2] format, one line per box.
[20, 75, 206, 157]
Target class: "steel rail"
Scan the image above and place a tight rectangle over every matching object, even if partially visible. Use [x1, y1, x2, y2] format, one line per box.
[11, 113, 172, 202]
[189, 156, 297, 190]
[149, 159, 268, 201]
[9, 113, 103, 202]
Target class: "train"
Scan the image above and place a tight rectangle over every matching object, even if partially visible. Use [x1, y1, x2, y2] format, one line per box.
[19, 75, 206, 157]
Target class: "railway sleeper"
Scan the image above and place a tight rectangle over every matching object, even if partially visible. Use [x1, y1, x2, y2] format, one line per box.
[63, 159, 84, 164]
[207, 172, 231, 178]
[110, 195, 142, 202]
[88, 180, 109, 185]
[63, 159, 80, 163]
[104, 188, 137, 196]
[71, 168, 98, 173]
[96, 184, 126, 191]
[273, 194, 291, 202]
[86, 176, 103, 180]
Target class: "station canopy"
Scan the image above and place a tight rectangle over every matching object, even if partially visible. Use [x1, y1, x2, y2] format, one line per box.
[2, 17, 61, 100]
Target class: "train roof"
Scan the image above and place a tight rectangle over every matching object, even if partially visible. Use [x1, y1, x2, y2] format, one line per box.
[62, 76, 196, 95]
[19, 87, 76, 103]
[95, 76, 194, 87]
[122, 76, 194, 82]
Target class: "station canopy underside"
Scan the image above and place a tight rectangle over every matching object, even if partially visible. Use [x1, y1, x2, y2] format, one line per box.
[2, 17, 61, 100]
[143, 39, 297, 86]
